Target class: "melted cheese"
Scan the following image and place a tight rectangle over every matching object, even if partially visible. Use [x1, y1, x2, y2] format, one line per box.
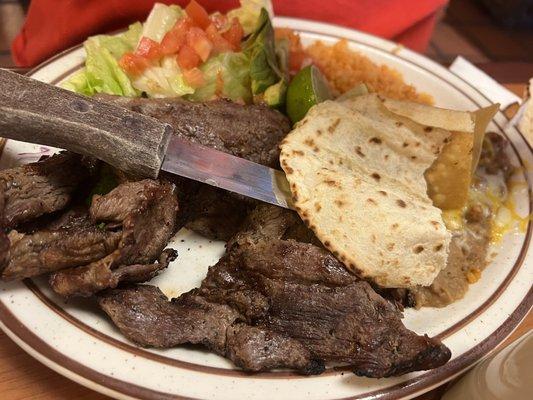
[441, 169, 530, 244]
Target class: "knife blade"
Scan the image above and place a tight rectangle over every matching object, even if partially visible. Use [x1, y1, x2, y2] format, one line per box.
[162, 136, 293, 208]
[0, 68, 293, 209]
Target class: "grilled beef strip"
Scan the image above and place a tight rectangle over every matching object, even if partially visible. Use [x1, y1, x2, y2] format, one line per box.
[98, 283, 322, 374]
[98, 204, 450, 377]
[1, 210, 121, 281]
[184, 185, 254, 241]
[0, 152, 94, 229]
[50, 179, 178, 297]
[95, 96, 291, 168]
[53, 248, 177, 298]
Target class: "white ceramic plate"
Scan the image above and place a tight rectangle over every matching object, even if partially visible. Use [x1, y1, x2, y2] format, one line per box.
[0, 17, 531, 400]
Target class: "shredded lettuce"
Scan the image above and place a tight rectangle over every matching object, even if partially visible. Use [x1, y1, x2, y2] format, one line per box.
[132, 56, 194, 98]
[189, 52, 252, 103]
[141, 3, 183, 43]
[227, 0, 274, 35]
[62, 23, 142, 96]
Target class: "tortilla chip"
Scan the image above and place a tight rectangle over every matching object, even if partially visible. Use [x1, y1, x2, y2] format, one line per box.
[280, 94, 452, 288]
[382, 99, 497, 210]
[382, 98, 475, 133]
[425, 132, 473, 209]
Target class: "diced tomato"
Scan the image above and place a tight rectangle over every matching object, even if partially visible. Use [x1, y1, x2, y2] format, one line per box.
[221, 18, 244, 51]
[205, 24, 233, 54]
[177, 44, 201, 70]
[119, 52, 151, 75]
[160, 17, 193, 55]
[136, 37, 162, 60]
[183, 67, 205, 88]
[186, 27, 213, 62]
[210, 13, 228, 30]
[185, 0, 211, 30]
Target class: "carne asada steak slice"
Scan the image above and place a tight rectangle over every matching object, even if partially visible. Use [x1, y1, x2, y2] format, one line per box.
[98, 237, 450, 377]
[96, 96, 291, 168]
[1, 210, 121, 281]
[89, 179, 161, 223]
[184, 185, 254, 241]
[227, 203, 321, 251]
[52, 249, 177, 298]
[0, 152, 93, 229]
[98, 283, 322, 374]
[50, 179, 178, 297]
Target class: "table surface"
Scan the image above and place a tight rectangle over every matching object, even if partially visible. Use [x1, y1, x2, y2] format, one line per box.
[0, 80, 531, 400]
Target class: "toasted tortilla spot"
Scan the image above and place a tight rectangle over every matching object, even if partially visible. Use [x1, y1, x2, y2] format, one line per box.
[314, 202, 322, 212]
[292, 150, 304, 156]
[328, 118, 341, 133]
[397, 199, 407, 208]
[413, 245, 425, 254]
[369, 137, 382, 144]
[367, 198, 377, 205]
[434, 244, 443, 251]
[355, 146, 365, 157]
[304, 138, 315, 147]
[371, 172, 381, 181]
[378, 190, 387, 196]
[335, 199, 345, 207]
[424, 126, 433, 132]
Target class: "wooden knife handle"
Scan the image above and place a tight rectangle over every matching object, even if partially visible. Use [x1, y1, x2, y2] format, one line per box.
[0, 68, 172, 178]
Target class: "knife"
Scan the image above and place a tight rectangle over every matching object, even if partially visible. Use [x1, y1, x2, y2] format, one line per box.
[0, 68, 293, 209]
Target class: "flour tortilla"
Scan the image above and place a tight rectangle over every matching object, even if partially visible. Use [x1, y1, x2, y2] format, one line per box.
[280, 94, 452, 288]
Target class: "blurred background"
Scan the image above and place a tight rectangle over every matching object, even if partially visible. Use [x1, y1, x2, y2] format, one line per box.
[1, 0, 532, 81]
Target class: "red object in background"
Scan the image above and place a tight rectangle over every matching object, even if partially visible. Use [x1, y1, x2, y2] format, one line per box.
[11, 0, 448, 67]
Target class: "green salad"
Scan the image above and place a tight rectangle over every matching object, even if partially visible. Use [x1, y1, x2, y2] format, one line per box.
[63, 0, 288, 107]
